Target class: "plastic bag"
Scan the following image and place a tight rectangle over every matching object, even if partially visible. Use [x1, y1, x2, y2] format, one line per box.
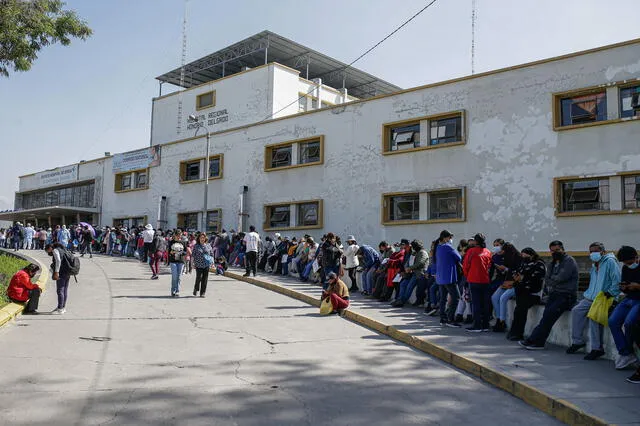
[587, 292, 614, 326]
[312, 259, 320, 273]
[320, 297, 333, 315]
[392, 273, 402, 283]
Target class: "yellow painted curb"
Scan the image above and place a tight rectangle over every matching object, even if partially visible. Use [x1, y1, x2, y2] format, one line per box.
[0, 249, 49, 329]
[227, 271, 609, 426]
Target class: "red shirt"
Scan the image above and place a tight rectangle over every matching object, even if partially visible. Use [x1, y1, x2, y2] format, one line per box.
[463, 246, 493, 284]
[7, 270, 39, 302]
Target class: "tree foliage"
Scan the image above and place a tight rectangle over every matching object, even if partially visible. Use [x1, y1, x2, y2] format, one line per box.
[0, 0, 92, 77]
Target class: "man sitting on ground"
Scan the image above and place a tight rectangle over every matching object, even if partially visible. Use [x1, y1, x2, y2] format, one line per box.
[7, 263, 42, 314]
[322, 272, 350, 315]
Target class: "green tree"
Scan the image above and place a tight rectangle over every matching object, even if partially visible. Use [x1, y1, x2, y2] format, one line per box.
[0, 0, 92, 77]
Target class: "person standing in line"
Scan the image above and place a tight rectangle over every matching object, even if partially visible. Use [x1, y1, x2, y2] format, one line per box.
[168, 230, 186, 297]
[435, 230, 463, 328]
[343, 236, 360, 292]
[23, 223, 35, 250]
[11, 222, 22, 251]
[243, 225, 260, 277]
[79, 225, 93, 258]
[142, 224, 155, 263]
[150, 230, 166, 280]
[463, 233, 493, 332]
[58, 225, 70, 250]
[192, 232, 213, 297]
[38, 227, 48, 250]
[45, 243, 71, 314]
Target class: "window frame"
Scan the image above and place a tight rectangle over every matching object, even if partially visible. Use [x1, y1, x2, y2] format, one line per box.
[206, 209, 222, 233]
[179, 154, 224, 183]
[114, 168, 149, 193]
[113, 216, 147, 229]
[196, 90, 216, 111]
[619, 83, 640, 119]
[264, 136, 325, 172]
[381, 188, 466, 225]
[382, 111, 466, 155]
[177, 212, 200, 232]
[263, 199, 323, 231]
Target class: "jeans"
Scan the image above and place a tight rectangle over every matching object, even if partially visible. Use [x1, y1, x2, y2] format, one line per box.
[509, 293, 540, 338]
[170, 262, 184, 294]
[362, 265, 377, 293]
[439, 283, 459, 322]
[571, 298, 603, 350]
[245, 251, 257, 275]
[608, 298, 640, 355]
[528, 292, 575, 346]
[429, 282, 440, 307]
[301, 262, 314, 281]
[492, 287, 515, 321]
[398, 275, 418, 303]
[194, 267, 209, 295]
[56, 275, 71, 309]
[282, 258, 292, 276]
[415, 276, 428, 304]
[470, 283, 492, 329]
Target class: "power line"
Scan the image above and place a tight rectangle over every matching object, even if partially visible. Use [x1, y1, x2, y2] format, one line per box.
[262, 0, 440, 122]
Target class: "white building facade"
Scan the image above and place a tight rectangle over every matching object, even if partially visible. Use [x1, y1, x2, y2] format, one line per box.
[5, 33, 640, 255]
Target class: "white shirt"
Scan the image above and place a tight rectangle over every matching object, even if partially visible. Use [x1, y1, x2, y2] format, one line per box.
[244, 232, 260, 252]
[142, 229, 155, 243]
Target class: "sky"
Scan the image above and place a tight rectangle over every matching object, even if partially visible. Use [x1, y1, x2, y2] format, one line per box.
[1, 0, 639, 210]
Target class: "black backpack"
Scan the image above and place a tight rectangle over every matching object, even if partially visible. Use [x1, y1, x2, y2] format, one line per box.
[61, 248, 81, 280]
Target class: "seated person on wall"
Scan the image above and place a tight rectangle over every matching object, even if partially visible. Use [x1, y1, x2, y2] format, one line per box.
[392, 240, 429, 307]
[381, 242, 409, 303]
[519, 240, 578, 350]
[7, 263, 42, 314]
[356, 244, 381, 296]
[507, 248, 546, 341]
[322, 272, 350, 315]
[491, 242, 521, 333]
[300, 237, 320, 282]
[566, 242, 620, 360]
[372, 241, 395, 299]
[609, 246, 640, 371]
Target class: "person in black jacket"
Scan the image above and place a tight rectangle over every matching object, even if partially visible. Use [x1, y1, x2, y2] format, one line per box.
[507, 247, 546, 341]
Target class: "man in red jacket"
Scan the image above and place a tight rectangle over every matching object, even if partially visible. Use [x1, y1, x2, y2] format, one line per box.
[7, 263, 42, 314]
[463, 233, 493, 332]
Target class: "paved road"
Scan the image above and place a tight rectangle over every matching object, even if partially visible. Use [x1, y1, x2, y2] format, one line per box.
[0, 253, 560, 425]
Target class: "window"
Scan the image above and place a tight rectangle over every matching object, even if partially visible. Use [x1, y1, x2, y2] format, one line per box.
[297, 202, 318, 226]
[196, 91, 215, 110]
[178, 213, 199, 232]
[311, 98, 318, 109]
[131, 217, 145, 228]
[389, 194, 419, 221]
[558, 91, 607, 127]
[121, 175, 131, 191]
[430, 116, 462, 146]
[115, 169, 148, 192]
[136, 171, 147, 188]
[184, 161, 200, 181]
[113, 217, 146, 229]
[299, 141, 320, 164]
[429, 190, 463, 219]
[559, 179, 610, 213]
[113, 218, 130, 229]
[620, 86, 640, 119]
[383, 112, 465, 154]
[264, 136, 324, 171]
[17, 181, 96, 210]
[298, 96, 308, 112]
[209, 156, 221, 178]
[264, 200, 323, 230]
[206, 209, 222, 233]
[623, 175, 640, 209]
[382, 188, 465, 224]
[180, 155, 223, 183]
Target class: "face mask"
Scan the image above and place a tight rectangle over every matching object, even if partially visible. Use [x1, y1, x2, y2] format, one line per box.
[628, 263, 639, 270]
[521, 256, 531, 263]
[552, 252, 564, 261]
[589, 252, 602, 263]
[491, 246, 502, 254]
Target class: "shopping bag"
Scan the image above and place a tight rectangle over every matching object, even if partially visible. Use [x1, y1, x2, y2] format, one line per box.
[587, 292, 614, 326]
[312, 259, 320, 273]
[392, 273, 402, 283]
[281, 254, 288, 263]
[319, 297, 333, 315]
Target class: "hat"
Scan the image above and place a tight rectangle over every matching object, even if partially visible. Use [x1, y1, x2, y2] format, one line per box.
[292, 237, 297, 242]
[327, 272, 338, 281]
[400, 238, 410, 245]
[274, 233, 281, 239]
[145, 224, 153, 230]
[346, 235, 356, 242]
[284, 236, 290, 240]
[439, 230, 453, 239]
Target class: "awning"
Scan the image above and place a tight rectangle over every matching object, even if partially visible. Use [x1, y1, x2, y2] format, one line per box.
[0, 206, 98, 222]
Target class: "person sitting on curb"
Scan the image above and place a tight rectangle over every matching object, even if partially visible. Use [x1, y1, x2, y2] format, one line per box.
[519, 240, 578, 350]
[392, 240, 429, 307]
[508, 248, 546, 341]
[566, 242, 620, 360]
[609, 245, 640, 370]
[322, 272, 350, 315]
[7, 263, 42, 314]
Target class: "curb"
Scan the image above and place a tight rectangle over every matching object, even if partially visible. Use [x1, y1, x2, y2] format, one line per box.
[0, 249, 49, 328]
[226, 271, 608, 426]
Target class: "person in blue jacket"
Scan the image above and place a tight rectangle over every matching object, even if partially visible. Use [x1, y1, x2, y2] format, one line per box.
[358, 245, 381, 296]
[435, 230, 463, 327]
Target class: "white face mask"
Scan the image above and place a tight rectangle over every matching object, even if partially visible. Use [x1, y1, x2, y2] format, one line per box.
[629, 262, 639, 270]
[491, 246, 502, 254]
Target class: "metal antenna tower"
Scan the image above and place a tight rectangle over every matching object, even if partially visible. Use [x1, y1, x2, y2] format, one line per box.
[471, 0, 477, 74]
[176, 0, 188, 135]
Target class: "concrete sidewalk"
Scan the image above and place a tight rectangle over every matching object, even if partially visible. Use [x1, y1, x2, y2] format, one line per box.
[227, 269, 640, 426]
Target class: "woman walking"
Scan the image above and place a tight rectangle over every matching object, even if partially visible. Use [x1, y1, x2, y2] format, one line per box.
[192, 232, 213, 297]
[150, 230, 167, 280]
[168, 229, 187, 297]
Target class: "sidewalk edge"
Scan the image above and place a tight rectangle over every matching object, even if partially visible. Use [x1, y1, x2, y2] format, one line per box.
[0, 249, 49, 329]
[226, 271, 608, 426]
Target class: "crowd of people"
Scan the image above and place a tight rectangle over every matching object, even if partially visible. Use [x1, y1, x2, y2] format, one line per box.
[4, 221, 640, 384]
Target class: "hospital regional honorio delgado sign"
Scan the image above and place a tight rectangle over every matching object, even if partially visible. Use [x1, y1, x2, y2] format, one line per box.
[186, 109, 229, 130]
[112, 145, 162, 173]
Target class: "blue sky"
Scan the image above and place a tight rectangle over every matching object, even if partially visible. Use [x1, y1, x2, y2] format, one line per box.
[1, 0, 639, 210]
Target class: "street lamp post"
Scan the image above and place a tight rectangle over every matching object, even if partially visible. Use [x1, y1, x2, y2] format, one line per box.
[188, 115, 211, 233]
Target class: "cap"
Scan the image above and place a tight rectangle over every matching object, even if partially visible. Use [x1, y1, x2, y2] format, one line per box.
[327, 272, 338, 280]
[400, 238, 410, 245]
[346, 235, 356, 242]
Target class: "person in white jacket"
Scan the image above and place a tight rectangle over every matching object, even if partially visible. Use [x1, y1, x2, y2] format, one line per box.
[344, 235, 360, 292]
[142, 224, 155, 263]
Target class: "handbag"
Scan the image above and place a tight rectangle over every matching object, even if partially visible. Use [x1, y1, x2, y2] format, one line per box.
[320, 297, 333, 315]
[587, 292, 614, 326]
[203, 254, 214, 268]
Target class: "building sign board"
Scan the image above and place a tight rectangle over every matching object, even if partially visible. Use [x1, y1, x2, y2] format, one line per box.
[37, 164, 78, 187]
[112, 145, 162, 173]
[186, 109, 230, 130]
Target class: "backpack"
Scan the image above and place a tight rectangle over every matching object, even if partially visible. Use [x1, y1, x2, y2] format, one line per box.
[61, 248, 81, 280]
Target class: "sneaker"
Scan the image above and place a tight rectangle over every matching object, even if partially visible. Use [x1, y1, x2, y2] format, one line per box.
[519, 340, 545, 350]
[615, 354, 638, 370]
[446, 322, 462, 328]
[174, 292, 180, 298]
[23, 310, 39, 315]
[152, 275, 159, 280]
[566, 343, 586, 354]
[584, 349, 605, 361]
[193, 290, 197, 296]
[426, 308, 438, 316]
[199, 294, 206, 298]
[626, 370, 640, 384]
[507, 334, 523, 341]
[492, 320, 506, 332]
[466, 327, 483, 333]
[439, 319, 448, 326]
[242, 273, 250, 277]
